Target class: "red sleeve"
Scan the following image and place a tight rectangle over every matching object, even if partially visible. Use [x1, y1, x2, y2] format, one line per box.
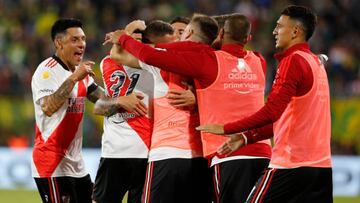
[254, 51, 266, 75]
[224, 54, 312, 134]
[119, 35, 204, 79]
[155, 41, 194, 51]
[243, 124, 273, 144]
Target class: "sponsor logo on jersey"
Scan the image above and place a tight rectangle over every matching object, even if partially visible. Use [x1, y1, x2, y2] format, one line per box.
[67, 97, 85, 113]
[109, 112, 136, 124]
[39, 89, 54, 94]
[168, 120, 187, 128]
[228, 59, 257, 80]
[224, 59, 261, 94]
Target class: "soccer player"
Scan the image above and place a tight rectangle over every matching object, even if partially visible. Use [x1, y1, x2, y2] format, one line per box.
[198, 5, 333, 203]
[92, 22, 152, 203]
[170, 16, 190, 40]
[31, 18, 144, 203]
[167, 16, 198, 107]
[110, 20, 212, 203]
[104, 14, 272, 203]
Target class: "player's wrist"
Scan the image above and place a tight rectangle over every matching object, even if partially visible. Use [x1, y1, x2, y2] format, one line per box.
[240, 133, 248, 145]
[68, 74, 79, 83]
[242, 130, 255, 144]
[116, 96, 125, 109]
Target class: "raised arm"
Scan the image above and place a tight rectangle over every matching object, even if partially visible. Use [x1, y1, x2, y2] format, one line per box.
[40, 61, 95, 117]
[109, 44, 140, 68]
[119, 35, 207, 79]
[108, 20, 146, 68]
[103, 31, 210, 80]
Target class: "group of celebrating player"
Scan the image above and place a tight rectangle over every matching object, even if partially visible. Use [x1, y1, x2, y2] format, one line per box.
[31, 4, 333, 203]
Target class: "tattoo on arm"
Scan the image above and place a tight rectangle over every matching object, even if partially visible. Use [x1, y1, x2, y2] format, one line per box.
[93, 97, 120, 116]
[41, 78, 76, 116]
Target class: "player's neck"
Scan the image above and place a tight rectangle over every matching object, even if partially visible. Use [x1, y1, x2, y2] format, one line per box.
[55, 51, 75, 72]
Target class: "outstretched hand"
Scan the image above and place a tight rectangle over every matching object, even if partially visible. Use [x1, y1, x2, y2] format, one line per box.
[217, 133, 245, 156]
[196, 124, 225, 135]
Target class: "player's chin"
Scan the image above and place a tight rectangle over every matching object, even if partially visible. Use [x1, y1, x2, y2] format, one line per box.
[275, 42, 282, 50]
[73, 56, 83, 64]
[71, 59, 81, 67]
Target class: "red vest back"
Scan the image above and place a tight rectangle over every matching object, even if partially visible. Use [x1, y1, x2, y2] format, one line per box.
[196, 50, 271, 158]
[152, 72, 203, 156]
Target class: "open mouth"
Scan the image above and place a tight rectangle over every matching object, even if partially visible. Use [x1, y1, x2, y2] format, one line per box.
[74, 51, 83, 60]
[274, 37, 279, 44]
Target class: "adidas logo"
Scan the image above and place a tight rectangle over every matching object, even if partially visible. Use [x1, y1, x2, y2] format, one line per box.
[236, 59, 252, 73]
[228, 59, 257, 80]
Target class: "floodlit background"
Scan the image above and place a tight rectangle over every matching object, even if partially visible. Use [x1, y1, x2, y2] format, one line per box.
[0, 0, 359, 202]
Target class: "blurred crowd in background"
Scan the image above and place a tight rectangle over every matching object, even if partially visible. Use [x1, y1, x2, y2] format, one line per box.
[0, 0, 359, 154]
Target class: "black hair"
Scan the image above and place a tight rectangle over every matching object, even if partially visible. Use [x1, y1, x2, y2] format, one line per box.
[170, 16, 190, 25]
[51, 18, 83, 41]
[190, 14, 219, 45]
[224, 14, 251, 43]
[142, 20, 174, 43]
[281, 5, 317, 41]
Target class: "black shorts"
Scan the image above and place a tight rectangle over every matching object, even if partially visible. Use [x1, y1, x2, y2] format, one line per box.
[93, 158, 147, 203]
[34, 174, 93, 203]
[212, 158, 269, 203]
[246, 167, 333, 203]
[143, 158, 213, 203]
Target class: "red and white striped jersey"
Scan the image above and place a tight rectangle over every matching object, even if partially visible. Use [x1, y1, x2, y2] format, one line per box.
[99, 56, 153, 158]
[31, 56, 94, 178]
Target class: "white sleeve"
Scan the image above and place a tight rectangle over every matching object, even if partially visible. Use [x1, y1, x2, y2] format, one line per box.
[139, 47, 165, 74]
[139, 61, 158, 75]
[31, 67, 59, 104]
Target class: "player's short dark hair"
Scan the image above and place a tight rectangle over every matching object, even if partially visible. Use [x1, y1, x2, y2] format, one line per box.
[281, 5, 317, 41]
[212, 14, 233, 28]
[190, 14, 219, 45]
[51, 18, 83, 41]
[142, 20, 174, 43]
[224, 14, 251, 44]
[170, 16, 190, 25]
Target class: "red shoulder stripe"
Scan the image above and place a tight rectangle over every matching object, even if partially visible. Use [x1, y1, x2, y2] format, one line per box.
[45, 59, 55, 67]
[48, 60, 58, 68]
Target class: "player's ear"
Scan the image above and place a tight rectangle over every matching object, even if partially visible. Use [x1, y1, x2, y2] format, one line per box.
[54, 37, 63, 50]
[292, 25, 301, 39]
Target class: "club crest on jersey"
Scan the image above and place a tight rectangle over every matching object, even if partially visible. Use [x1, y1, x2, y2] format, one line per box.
[42, 71, 51, 80]
[67, 97, 85, 113]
